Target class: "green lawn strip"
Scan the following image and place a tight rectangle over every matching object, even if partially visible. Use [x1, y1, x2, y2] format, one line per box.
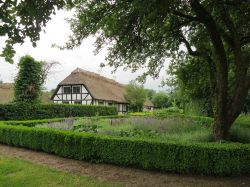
[0, 156, 114, 187]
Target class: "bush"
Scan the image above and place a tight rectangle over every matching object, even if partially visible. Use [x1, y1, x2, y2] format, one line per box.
[4, 115, 125, 127]
[153, 108, 183, 117]
[0, 124, 249, 176]
[0, 103, 117, 120]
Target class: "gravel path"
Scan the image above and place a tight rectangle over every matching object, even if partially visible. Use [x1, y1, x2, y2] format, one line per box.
[0, 144, 249, 187]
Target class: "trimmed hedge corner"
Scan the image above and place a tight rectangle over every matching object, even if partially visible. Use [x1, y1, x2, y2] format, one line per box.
[0, 103, 117, 120]
[0, 124, 249, 176]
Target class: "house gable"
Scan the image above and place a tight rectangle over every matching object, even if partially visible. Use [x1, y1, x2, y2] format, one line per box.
[51, 84, 93, 104]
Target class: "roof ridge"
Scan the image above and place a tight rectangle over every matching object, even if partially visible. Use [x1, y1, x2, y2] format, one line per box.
[72, 68, 123, 87]
[0, 83, 13, 88]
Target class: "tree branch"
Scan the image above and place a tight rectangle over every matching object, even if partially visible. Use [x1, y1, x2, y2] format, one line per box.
[225, 0, 249, 6]
[241, 36, 250, 46]
[178, 33, 201, 56]
[173, 11, 198, 21]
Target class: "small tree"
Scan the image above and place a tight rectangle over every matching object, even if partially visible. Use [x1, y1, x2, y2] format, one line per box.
[152, 92, 171, 109]
[145, 89, 156, 100]
[124, 81, 146, 112]
[14, 55, 43, 103]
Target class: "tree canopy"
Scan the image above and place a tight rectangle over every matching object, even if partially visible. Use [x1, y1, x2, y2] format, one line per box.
[124, 81, 146, 112]
[1, 1, 250, 140]
[63, 0, 250, 140]
[14, 55, 43, 103]
[152, 92, 171, 109]
[145, 89, 156, 100]
[0, 0, 69, 63]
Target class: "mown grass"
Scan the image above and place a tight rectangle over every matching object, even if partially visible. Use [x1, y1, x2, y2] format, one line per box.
[0, 156, 112, 187]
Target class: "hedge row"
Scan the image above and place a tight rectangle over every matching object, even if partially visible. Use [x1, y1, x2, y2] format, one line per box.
[4, 115, 127, 127]
[0, 103, 118, 120]
[0, 124, 249, 176]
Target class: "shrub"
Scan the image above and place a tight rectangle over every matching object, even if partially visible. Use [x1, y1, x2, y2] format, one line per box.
[0, 124, 249, 176]
[14, 55, 43, 103]
[153, 108, 183, 117]
[0, 103, 117, 120]
[4, 115, 125, 127]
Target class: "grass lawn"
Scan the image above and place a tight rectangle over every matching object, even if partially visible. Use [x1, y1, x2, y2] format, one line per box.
[0, 156, 112, 187]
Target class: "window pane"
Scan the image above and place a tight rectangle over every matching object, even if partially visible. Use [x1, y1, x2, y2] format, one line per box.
[63, 87, 71, 94]
[73, 86, 80, 93]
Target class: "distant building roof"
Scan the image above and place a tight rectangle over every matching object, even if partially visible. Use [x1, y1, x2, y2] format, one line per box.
[0, 83, 51, 104]
[144, 99, 154, 107]
[0, 83, 14, 103]
[58, 68, 128, 103]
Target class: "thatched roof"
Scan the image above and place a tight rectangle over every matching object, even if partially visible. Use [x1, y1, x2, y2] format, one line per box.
[0, 83, 51, 104]
[58, 68, 128, 103]
[144, 99, 154, 107]
[0, 83, 14, 104]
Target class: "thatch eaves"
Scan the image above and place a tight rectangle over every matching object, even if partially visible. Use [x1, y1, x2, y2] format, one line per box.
[144, 99, 154, 107]
[0, 83, 14, 103]
[59, 68, 128, 103]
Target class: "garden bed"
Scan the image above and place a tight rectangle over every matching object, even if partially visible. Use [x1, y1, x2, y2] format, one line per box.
[0, 120, 250, 176]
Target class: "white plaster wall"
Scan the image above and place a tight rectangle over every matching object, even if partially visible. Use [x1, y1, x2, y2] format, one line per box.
[57, 87, 62, 94]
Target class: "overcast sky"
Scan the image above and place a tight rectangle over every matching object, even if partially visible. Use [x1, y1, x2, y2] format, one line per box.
[0, 10, 169, 91]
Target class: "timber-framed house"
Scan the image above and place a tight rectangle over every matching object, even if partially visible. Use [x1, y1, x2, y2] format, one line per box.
[51, 68, 128, 113]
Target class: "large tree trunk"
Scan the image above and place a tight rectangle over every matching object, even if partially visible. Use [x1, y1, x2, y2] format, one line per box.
[190, 0, 250, 141]
[213, 117, 229, 140]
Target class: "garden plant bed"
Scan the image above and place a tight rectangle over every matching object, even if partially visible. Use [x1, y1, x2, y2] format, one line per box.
[0, 114, 250, 176]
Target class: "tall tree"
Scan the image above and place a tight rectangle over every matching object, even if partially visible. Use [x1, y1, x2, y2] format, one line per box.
[62, 0, 250, 140]
[0, 0, 69, 63]
[145, 89, 156, 100]
[167, 56, 215, 116]
[152, 92, 171, 109]
[124, 81, 146, 112]
[14, 55, 43, 103]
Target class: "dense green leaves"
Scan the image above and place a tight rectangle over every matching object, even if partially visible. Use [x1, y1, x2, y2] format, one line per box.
[144, 89, 156, 100]
[64, 0, 250, 140]
[14, 55, 43, 103]
[0, 124, 249, 175]
[124, 81, 146, 112]
[152, 92, 171, 109]
[0, 0, 68, 63]
[0, 103, 117, 120]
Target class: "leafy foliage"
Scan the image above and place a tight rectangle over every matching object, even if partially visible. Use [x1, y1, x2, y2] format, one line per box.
[124, 81, 146, 112]
[152, 92, 171, 109]
[144, 89, 156, 100]
[0, 123, 249, 175]
[63, 0, 250, 140]
[0, 0, 70, 63]
[0, 103, 117, 120]
[14, 55, 43, 103]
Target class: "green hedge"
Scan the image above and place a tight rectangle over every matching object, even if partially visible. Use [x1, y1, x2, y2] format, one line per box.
[0, 124, 249, 176]
[4, 115, 127, 127]
[0, 103, 118, 120]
